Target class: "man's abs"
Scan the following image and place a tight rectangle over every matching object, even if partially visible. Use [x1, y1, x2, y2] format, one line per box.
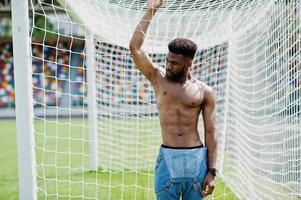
[158, 104, 203, 147]
[161, 128, 203, 147]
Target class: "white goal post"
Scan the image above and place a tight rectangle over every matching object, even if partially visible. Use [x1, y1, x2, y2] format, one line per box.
[11, 0, 37, 199]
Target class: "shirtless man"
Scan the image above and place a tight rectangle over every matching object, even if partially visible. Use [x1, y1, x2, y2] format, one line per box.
[129, 0, 217, 199]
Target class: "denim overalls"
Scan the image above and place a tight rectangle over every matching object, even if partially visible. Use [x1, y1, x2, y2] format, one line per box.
[154, 145, 208, 200]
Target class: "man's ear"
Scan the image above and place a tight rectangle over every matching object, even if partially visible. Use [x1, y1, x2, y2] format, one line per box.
[185, 59, 192, 68]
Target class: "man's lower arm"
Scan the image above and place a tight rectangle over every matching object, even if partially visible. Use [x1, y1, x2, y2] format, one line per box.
[206, 133, 217, 168]
[129, 9, 157, 49]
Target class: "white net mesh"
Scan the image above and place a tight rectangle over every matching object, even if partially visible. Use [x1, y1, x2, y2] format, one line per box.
[223, 2, 301, 199]
[28, 0, 300, 199]
[62, 0, 275, 52]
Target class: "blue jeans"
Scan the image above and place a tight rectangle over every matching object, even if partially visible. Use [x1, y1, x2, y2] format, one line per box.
[154, 145, 208, 200]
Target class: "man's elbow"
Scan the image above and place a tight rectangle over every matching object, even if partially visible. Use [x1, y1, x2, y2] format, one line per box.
[206, 128, 217, 140]
[206, 130, 217, 148]
[129, 40, 138, 53]
[129, 41, 134, 51]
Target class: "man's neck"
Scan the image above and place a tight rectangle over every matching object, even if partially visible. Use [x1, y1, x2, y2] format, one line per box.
[165, 71, 191, 84]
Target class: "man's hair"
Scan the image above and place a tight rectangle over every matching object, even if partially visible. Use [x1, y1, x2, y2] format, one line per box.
[168, 38, 197, 60]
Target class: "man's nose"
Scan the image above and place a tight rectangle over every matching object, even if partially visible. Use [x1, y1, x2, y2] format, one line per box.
[166, 63, 172, 70]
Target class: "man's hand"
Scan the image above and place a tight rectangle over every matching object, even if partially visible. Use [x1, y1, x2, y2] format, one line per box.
[201, 173, 215, 197]
[147, 0, 163, 10]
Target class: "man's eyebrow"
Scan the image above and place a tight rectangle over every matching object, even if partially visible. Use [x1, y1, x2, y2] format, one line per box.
[165, 57, 176, 61]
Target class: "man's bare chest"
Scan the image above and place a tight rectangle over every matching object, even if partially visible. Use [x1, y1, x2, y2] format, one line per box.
[155, 80, 204, 108]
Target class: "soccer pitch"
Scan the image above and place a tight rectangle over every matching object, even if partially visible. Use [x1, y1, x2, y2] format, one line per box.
[0, 119, 237, 199]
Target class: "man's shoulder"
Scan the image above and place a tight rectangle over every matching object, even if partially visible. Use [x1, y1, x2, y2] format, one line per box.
[192, 79, 211, 90]
[192, 79, 214, 103]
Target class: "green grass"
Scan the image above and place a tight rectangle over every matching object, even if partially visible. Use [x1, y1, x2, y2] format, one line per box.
[0, 120, 19, 200]
[0, 119, 237, 199]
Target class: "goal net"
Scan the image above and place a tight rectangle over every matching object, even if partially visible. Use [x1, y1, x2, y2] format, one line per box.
[16, 0, 301, 199]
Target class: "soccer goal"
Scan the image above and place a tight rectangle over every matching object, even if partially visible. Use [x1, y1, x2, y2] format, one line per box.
[12, 0, 300, 199]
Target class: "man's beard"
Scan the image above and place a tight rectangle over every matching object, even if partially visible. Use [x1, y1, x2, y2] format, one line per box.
[166, 67, 185, 81]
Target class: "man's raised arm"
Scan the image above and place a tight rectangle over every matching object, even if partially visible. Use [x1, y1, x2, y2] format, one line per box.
[129, 0, 163, 82]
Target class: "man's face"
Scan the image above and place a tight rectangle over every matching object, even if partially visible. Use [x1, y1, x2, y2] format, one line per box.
[165, 52, 190, 81]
